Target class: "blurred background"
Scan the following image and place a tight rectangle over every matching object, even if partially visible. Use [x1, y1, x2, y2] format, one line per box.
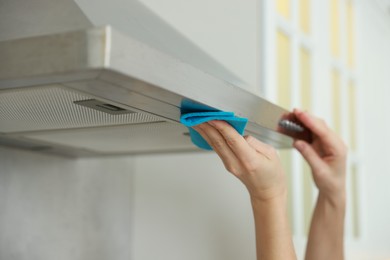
[1, 0, 390, 259]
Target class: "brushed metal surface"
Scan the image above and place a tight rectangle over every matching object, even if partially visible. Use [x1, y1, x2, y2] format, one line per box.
[0, 27, 302, 156]
[0, 0, 92, 42]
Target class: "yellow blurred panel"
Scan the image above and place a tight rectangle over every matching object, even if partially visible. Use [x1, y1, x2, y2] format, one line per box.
[299, 0, 311, 34]
[276, 31, 293, 232]
[330, 0, 340, 57]
[302, 160, 313, 235]
[348, 81, 356, 150]
[277, 0, 290, 19]
[351, 164, 360, 237]
[347, 1, 355, 68]
[332, 69, 341, 134]
[279, 150, 294, 232]
[277, 31, 291, 108]
[300, 46, 313, 235]
[300, 47, 311, 111]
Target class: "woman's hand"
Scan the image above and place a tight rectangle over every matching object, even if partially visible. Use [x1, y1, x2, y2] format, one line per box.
[193, 120, 286, 201]
[294, 110, 347, 260]
[293, 109, 348, 203]
[194, 120, 297, 259]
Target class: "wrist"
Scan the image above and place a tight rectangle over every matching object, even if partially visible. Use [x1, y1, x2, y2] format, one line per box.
[317, 178, 347, 208]
[250, 190, 289, 226]
[250, 188, 288, 207]
[318, 190, 346, 210]
[247, 178, 288, 203]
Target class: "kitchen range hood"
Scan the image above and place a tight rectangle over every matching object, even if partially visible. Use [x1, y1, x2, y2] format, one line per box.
[0, 1, 310, 157]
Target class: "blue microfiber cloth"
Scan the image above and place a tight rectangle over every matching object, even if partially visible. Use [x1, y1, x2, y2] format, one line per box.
[180, 108, 248, 150]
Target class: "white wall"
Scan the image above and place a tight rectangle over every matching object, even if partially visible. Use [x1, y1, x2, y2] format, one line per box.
[132, 153, 255, 260]
[351, 0, 390, 258]
[0, 147, 135, 260]
[140, 0, 259, 91]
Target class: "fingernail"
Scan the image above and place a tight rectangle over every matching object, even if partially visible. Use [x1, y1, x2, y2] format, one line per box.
[294, 108, 302, 114]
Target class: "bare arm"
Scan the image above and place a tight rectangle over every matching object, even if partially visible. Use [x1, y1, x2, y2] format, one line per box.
[293, 109, 347, 260]
[194, 120, 296, 260]
[251, 193, 295, 260]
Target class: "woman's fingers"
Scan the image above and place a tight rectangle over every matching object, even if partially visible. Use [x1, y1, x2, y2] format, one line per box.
[244, 135, 275, 160]
[194, 121, 287, 201]
[193, 121, 270, 175]
[294, 109, 344, 153]
[294, 108, 329, 138]
[294, 140, 326, 173]
[193, 123, 241, 175]
[208, 120, 259, 162]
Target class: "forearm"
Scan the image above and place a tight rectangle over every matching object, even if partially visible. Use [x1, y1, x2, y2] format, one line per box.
[305, 192, 346, 260]
[251, 192, 296, 260]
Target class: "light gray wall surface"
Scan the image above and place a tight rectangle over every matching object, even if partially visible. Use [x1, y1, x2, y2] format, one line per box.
[132, 152, 256, 260]
[354, 0, 390, 257]
[0, 0, 92, 41]
[0, 147, 134, 260]
[0, 148, 256, 260]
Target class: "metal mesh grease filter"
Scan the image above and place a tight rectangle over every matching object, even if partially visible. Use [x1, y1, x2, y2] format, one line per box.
[0, 85, 164, 133]
[24, 122, 194, 153]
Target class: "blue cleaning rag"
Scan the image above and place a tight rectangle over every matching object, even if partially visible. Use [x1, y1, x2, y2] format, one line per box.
[180, 110, 248, 150]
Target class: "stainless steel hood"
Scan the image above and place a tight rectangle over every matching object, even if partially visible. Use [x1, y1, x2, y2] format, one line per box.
[0, 1, 310, 157]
